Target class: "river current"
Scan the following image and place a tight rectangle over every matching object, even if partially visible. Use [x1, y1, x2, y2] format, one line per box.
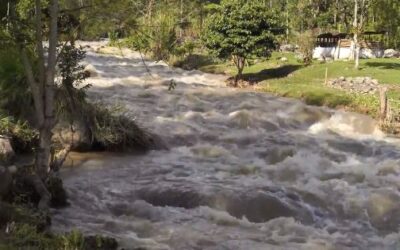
[52, 42, 400, 250]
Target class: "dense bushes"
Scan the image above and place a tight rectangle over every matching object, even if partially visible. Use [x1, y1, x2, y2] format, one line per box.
[0, 116, 37, 153]
[0, 48, 33, 120]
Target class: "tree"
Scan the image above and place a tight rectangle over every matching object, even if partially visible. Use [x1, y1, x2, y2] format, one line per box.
[6, 0, 60, 209]
[203, 0, 281, 86]
[372, 0, 400, 49]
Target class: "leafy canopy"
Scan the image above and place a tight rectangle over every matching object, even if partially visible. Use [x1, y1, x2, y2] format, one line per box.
[203, 0, 281, 60]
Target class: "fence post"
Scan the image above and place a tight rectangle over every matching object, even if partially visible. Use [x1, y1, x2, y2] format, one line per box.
[324, 67, 328, 85]
[379, 86, 389, 124]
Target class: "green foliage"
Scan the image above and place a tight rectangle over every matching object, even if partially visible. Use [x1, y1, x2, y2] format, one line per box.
[5, 223, 58, 250]
[126, 13, 178, 61]
[61, 230, 85, 250]
[372, 0, 400, 49]
[203, 0, 280, 78]
[83, 104, 156, 151]
[108, 31, 119, 46]
[202, 51, 400, 117]
[204, 0, 280, 59]
[56, 43, 90, 124]
[78, 0, 139, 40]
[174, 40, 197, 58]
[0, 116, 38, 153]
[0, 47, 33, 119]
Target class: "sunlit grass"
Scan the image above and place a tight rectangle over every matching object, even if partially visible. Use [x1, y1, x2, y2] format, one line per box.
[199, 52, 400, 117]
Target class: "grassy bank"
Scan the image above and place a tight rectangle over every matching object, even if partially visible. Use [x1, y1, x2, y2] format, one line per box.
[198, 52, 400, 118]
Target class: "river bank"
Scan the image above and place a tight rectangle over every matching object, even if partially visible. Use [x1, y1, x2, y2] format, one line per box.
[193, 52, 400, 131]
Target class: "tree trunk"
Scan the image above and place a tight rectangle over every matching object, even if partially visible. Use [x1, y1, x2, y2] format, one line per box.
[232, 55, 245, 87]
[354, 33, 360, 69]
[36, 127, 53, 178]
[10, 0, 60, 210]
[353, 0, 360, 69]
[35, 0, 58, 179]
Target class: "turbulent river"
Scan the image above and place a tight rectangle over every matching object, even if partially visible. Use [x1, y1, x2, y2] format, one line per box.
[52, 42, 400, 250]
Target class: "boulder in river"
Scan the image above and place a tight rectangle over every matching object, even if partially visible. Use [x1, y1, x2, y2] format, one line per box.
[53, 121, 92, 152]
[84, 64, 99, 77]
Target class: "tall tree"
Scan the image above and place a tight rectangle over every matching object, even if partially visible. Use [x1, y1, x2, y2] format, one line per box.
[7, 0, 61, 209]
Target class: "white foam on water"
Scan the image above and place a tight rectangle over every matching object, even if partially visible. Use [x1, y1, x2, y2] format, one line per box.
[51, 43, 400, 250]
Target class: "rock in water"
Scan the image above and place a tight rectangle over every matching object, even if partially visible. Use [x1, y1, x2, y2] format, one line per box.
[53, 122, 92, 151]
[0, 137, 15, 164]
[84, 64, 99, 77]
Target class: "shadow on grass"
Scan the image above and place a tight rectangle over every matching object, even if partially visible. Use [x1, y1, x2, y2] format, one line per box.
[365, 62, 400, 70]
[242, 65, 303, 83]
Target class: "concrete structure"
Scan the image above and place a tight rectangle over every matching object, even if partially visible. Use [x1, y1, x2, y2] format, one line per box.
[313, 33, 385, 60]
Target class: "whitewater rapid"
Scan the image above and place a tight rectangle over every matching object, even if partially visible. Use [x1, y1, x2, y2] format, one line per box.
[52, 42, 400, 250]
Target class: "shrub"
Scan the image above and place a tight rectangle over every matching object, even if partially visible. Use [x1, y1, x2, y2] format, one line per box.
[126, 13, 177, 61]
[296, 31, 316, 65]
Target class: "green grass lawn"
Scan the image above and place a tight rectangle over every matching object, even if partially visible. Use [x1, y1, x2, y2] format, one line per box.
[198, 52, 400, 118]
